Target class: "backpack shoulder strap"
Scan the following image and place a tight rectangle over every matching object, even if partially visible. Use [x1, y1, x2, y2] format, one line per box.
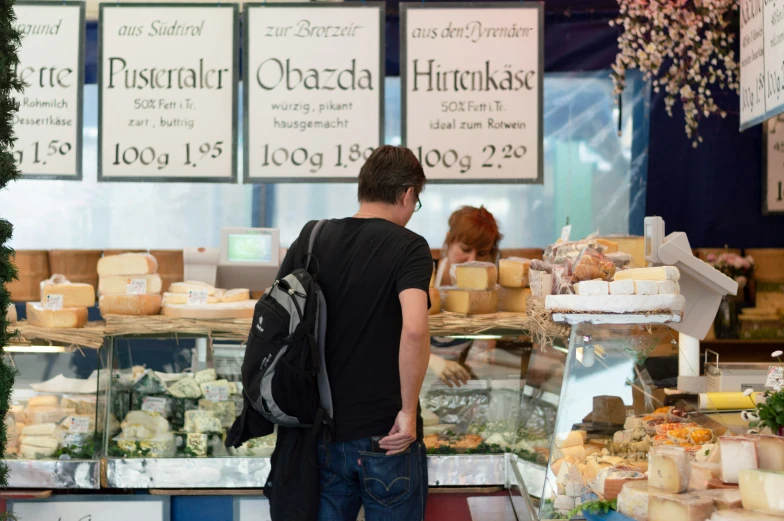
[292, 220, 327, 272]
[305, 220, 327, 272]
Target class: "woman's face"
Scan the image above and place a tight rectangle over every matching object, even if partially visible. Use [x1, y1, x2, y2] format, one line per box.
[447, 241, 492, 264]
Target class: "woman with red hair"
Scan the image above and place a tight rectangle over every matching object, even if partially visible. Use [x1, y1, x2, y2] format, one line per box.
[429, 206, 503, 387]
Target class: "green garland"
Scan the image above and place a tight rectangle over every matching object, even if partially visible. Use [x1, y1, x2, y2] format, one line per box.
[0, 0, 22, 494]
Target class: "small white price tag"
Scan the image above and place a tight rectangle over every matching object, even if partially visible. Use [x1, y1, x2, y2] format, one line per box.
[236, 382, 243, 394]
[204, 385, 229, 402]
[126, 278, 147, 295]
[766, 366, 784, 388]
[68, 416, 91, 434]
[560, 224, 572, 242]
[44, 294, 64, 311]
[188, 289, 209, 305]
[142, 396, 167, 414]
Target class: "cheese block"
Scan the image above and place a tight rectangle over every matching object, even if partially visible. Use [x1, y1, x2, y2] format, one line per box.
[634, 280, 659, 295]
[455, 262, 498, 290]
[167, 377, 203, 399]
[553, 444, 587, 461]
[545, 294, 685, 314]
[597, 468, 646, 500]
[162, 300, 256, 319]
[609, 279, 636, 295]
[529, 270, 553, 297]
[20, 444, 56, 459]
[26, 302, 88, 328]
[28, 396, 58, 408]
[618, 481, 651, 521]
[198, 400, 236, 428]
[220, 288, 251, 303]
[690, 462, 722, 491]
[739, 469, 784, 515]
[555, 430, 586, 449]
[596, 238, 619, 254]
[748, 434, 784, 471]
[6, 303, 16, 324]
[709, 509, 784, 521]
[443, 288, 498, 315]
[694, 489, 743, 510]
[498, 287, 531, 313]
[75, 399, 97, 416]
[199, 379, 231, 397]
[649, 493, 715, 521]
[593, 395, 626, 425]
[41, 281, 95, 307]
[574, 280, 610, 296]
[162, 292, 220, 305]
[195, 369, 217, 383]
[429, 287, 441, 315]
[99, 274, 162, 295]
[719, 436, 758, 484]
[614, 266, 680, 281]
[22, 423, 57, 437]
[498, 258, 530, 288]
[552, 495, 577, 513]
[97, 253, 158, 276]
[649, 446, 690, 493]
[183, 410, 222, 434]
[99, 294, 162, 316]
[168, 280, 217, 296]
[121, 411, 170, 437]
[658, 280, 680, 295]
[19, 436, 59, 450]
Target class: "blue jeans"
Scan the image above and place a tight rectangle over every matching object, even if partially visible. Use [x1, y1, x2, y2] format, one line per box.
[317, 438, 428, 521]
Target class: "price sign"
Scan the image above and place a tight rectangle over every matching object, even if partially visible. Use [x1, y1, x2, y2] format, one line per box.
[9, 498, 167, 521]
[767, 365, 784, 387]
[44, 294, 63, 311]
[765, 114, 784, 214]
[401, 4, 543, 182]
[740, 0, 766, 129]
[243, 3, 383, 181]
[141, 396, 168, 414]
[126, 278, 147, 295]
[68, 416, 91, 433]
[188, 289, 209, 305]
[98, 4, 238, 182]
[204, 384, 230, 402]
[12, 2, 84, 179]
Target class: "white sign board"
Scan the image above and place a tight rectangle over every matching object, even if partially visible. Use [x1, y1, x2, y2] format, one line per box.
[401, 3, 543, 182]
[98, 4, 238, 182]
[10, 498, 166, 521]
[764, 114, 784, 214]
[235, 497, 272, 521]
[243, 4, 383, 181]
[12, 2, 84, 179]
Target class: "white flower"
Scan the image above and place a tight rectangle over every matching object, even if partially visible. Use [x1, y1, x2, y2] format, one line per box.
[744, 388, 755, 396]
[771, 350, 783, 358]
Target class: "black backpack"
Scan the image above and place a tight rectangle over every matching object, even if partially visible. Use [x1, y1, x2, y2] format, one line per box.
[240, 220, 333, 434]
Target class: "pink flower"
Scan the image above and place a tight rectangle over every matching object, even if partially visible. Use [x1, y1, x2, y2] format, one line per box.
[736, 275, 747, 288]
[706, 253, 716, 262]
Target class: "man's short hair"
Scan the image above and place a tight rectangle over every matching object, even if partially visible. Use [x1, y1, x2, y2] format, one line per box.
[357, 145, 426, 205]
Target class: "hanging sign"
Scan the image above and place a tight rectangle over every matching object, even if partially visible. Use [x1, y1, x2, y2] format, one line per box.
[12, 2, 84, 180]
[98, 4, 238, 182]
[243, 3, 384, 182]
[401, 3, 543, 183]
[764, 114, 784, 214]
[9, 498, 167, 521]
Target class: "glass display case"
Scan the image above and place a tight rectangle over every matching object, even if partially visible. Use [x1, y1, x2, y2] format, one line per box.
[4, 341, 104, 489]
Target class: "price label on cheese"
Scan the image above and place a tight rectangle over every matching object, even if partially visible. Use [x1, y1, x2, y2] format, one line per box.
[235, 381, 243, 394]
[68, 416, 91, 434]
[560, 225, 572, 242]
[766, 366, 784, 388]
[204, 384, 229, 402]
[141, 396, 168, 414]
[188, 289, 209, 305]
[44, 294, 64, 311]
[126, 278, 147, 295]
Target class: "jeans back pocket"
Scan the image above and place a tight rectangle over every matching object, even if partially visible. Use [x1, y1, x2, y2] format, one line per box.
[359, 450, 412, 507]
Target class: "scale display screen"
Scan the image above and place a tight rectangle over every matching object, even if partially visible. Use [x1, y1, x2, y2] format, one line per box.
[227, 233, 272, 263]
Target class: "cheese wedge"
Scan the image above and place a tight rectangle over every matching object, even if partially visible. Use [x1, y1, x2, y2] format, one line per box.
[555, 430, 586, 449]
[739, 469, 784, 515]
[162, 300, 256, 319]
[99, 294, 162, 316]
[221, 289, 251, 303]
[162, 292, 220, 305]
[26, 302, 88, 329]
[720, 436, 758, 484]
[428, 287, 441, 315]
[498, 287, 531, 313]
[649, 446, 690, 493]
[610, 279, 636, 295]
[748, 434, 784, 471]
[99, 274, 162, 295]
[454, 263, 498, 290]
[41, 281, 95, 307]
[694, 489, 743, 510]
[168, 281, 217, 296]
[658, 280, 680, 295]
[443, 288, 498, 315]
[498, 258, 530, 288]
[690, 462, 722, 491]
[596, 238, 619, 254]
[709, 509, 784, 521]
[634, 280, 659, 295]
[98, 253, 158, 276]
[574, 280, 609, 296]
[617, 481, 651, 521]
[614, 266, 680, 281]
[649, 493, 715, 521]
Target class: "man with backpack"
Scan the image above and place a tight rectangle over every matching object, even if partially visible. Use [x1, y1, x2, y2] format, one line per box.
[228, 145, 432, 521]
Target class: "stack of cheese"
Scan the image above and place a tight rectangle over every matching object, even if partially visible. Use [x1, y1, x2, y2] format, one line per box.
[114, 410, 175, 458]
[443, 262, 499, 315]
[498, 257, 532, 313]
[26, 275, 95, 329]
[98, 253, 162, 316]
[545, 266, 686, 316]
[161, 280, 254, 319]
[19, 423, 59, 459]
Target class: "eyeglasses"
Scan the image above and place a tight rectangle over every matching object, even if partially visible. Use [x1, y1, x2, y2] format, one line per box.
[415, 196, 422, 212]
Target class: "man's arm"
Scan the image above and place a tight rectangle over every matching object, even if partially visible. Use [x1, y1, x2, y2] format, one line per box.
[380, 287, 429, 455]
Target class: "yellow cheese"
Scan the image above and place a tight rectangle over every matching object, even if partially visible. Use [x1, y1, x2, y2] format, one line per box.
[498, 258, 530, 288]
[614, 266, 680, 282]
[26, 302, 88, 328]
[649, 446, 689, 493]
[739, 469, 784, 515]
[596, 238, 619, 254]
[99, 294, 162, 316]
[41, 282, 95, 307]
[430, 266, 436, 288]
[555, 430, 587, 449]
[710, 509, 784, 521]
[168, 280, 217, 296]
[220, 289, 251, 303]
[498, 287, 531, 313]
[443, 288, 498, 315]
[28, 396, 58, 408]
[454, 263, 498, 290]
[689, 462, 722, 491]
[99, 274, 162, 295]
[162, 292, 220, 305]
[161, 300, 256, 319]
[21, 423, 57, 436]
[428, 287, 441, 315]
[6, 303, 16, 324]
[649, 493, 715, 521]
[693, 489, 743, 510]
[97, 253, 158, 276]
[19, 436, 58, 450]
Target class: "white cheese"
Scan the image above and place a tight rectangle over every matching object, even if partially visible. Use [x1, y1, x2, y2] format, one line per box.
[162, 292, 220, 305]
[19, 436, 58, 450]
[220, 288, 251, 303]
[658, 280, 680, 295]
[719, 436, 758, 484]
[552, 495, 577, 513]
[634, 280, 660, 295]
[6, 303, 16, 324]
[693, 489, 743, 510]
[168, 280, 217, 296]
[20, 444, 56, 459]
[97, 253, 158, 276]
[617, 480, 651, 521]
[167, 377, 203, 399]
[121, 411, 170, 438]
[649, 446, 690, 493]
[610, 279, 636, 296]
[739, 469, 784, 516]
[27, 407, 70, 425]
[649, 493, 715, 521]
[21, 423, 56, 437]
[28, 396, 58, 408]
[195, 369, 217, 383]
[708, 509, 784, 520]
[614, 266, 680, 281]
[689, 462, 722, 491]
[574, 280, 610, 296]
[183, 410, 222, 434]
[545, 294, 685, 314]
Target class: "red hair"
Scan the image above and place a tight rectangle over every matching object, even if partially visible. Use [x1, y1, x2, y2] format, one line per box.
[445, 206, 502, 258]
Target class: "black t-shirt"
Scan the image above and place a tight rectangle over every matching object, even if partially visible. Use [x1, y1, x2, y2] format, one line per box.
[278, 218, 433, 442]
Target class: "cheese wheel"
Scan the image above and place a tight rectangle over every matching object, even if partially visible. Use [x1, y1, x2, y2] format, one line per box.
[99, 294, 162, 316]
[498, 287, 531, 313]
[162, 300, 256, 319]
[162, 292, 220, 305]
[498, 258, 530, 288]
[26, 302, 88, 328]
[168, 281, 217, 296]
[221, 288, 251, 303]
[21, 423, 57, 437]
[40, 281, 95, 307]
[99, 274, 162, 295]
[454, 262, 498, 290]
[649, 493, 714, 521]
[98, 253, 158, 276]
[739, 469, 784, 515]
[443, 288, 498, 315]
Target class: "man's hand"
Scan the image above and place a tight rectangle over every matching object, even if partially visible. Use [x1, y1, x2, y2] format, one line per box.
[439, 360, 470, 388]
[379, 410, 417, 455]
